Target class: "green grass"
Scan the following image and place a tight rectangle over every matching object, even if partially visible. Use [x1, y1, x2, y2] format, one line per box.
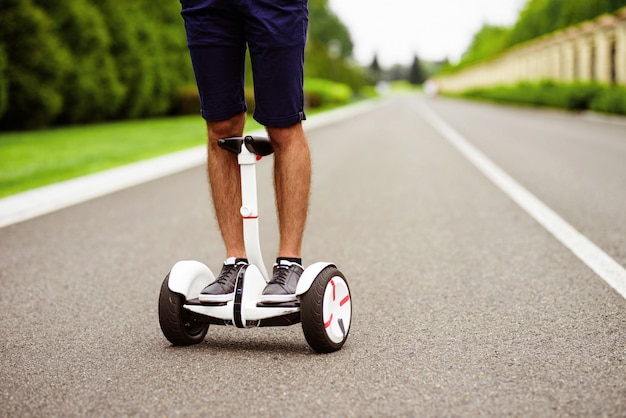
[0, 115, 263, 198]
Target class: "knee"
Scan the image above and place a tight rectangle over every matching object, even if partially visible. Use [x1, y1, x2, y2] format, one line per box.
[267, 122, 306, 149]
[207, 113, 246, 143]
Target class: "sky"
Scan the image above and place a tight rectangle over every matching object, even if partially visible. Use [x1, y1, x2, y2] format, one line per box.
[328, 0, 528, 67]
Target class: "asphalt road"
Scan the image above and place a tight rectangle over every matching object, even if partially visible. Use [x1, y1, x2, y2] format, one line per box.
[1, 95, 625, 417]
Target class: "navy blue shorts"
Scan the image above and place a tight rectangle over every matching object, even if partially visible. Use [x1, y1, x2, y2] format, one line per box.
[180, 0, 308, 128]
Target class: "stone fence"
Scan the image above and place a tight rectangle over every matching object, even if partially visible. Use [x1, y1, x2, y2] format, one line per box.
[434, 7, 626, 92]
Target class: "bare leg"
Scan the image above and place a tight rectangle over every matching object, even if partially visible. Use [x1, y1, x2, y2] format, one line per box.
[267, 122, 311, 259]
[206, 113, 247, 259]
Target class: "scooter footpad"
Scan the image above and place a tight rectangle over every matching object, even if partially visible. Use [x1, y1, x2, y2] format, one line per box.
[256, 301, 301, 308]
[186, 298, 227, 307]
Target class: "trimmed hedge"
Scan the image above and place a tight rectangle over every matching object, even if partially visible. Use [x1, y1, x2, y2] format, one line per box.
[460, 81, 626, 116]
[0, 0, 366, 130]
[0, 0, 194, 130]
[0, 0, 70, 129]
[590, 86, 626, 115]
[173, 78, 354, 117]
[304, 78, 353, 108]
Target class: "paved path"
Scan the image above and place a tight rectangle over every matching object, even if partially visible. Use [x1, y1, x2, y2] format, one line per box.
[1, 96, 625, 417]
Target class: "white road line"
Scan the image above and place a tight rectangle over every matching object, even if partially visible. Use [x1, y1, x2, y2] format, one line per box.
[0, 100, 381, 229]
[416, 101, 626, 301]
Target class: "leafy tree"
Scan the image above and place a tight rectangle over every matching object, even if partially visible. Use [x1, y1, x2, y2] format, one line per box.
[308, 0, 354, 59]
[92, 1, 156, 119]
[509, 0, 626, 46]
[409, 55, 426, 85]
[0, 0, 367, 129]
[305, 0, 366, 90]
[90, 1, 193, 120]
[133, 0, 194, 117]
[439, 0, 626, 76]
[0, 45, 7, 119]
[33, 0, 125, 124]
[0, 0, 71, 129]
[369, 54, 381, 82]
[460, 25, 512, 65]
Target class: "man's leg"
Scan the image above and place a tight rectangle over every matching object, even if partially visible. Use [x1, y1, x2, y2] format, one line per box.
[198, 113, 250, 303]
[206, 112, 247, 260]
[267, 122, 311, 259]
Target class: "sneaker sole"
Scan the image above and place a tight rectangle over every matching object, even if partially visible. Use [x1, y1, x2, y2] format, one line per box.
[198, 292, 234, 303]
[259, 294, 297, 304]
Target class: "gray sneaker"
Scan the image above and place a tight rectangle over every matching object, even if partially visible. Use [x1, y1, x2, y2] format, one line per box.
[199, 258, 247, 303]
[260, 260, 304, 303]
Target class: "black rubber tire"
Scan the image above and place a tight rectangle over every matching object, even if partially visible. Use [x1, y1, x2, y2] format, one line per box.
[300, 267, 351, 353]
[158, 273, 208, 346]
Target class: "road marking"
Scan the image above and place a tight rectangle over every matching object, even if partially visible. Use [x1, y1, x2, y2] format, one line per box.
[416, 101, 626, 301]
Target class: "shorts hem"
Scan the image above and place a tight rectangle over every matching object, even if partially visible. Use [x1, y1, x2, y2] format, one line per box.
[254, 111, 306, 128]
[201, 104, 247, 122]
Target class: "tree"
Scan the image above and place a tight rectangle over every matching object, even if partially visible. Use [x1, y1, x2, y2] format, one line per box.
[92, 1, 155, 119]
[439, 0, 626, 77]
[409, 55, 426, 85]
[93, 1, 189, 120]
[0, 0, 367, 129]
[460, 25, 512, 65]
[0, 0, 71, 129]
[369, 54, 381, 82]
[33, 0, 125, 124]
[133, 0, 194, 117]
[508, 0, 626, 47]
[0, 45, 7, 119]
[305, 0, 366, 90]
[308, 0, 354, 59]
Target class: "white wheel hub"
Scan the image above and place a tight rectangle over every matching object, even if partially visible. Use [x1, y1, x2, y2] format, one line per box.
[322, 276, 352, 343]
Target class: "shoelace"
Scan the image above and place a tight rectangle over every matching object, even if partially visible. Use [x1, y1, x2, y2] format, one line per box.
[271, 265, 290, 285]
[216, 263, 242, 285]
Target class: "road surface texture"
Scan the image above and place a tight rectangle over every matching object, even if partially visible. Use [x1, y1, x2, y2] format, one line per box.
[1, 96, 625, 417]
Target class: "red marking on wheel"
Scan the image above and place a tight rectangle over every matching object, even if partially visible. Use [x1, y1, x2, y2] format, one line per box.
[324, 313, 334, 328]
[330, 279, 336, 301]
[340, 294, 350, 307]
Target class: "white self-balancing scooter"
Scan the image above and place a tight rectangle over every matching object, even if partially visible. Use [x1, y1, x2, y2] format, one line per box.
[158, 135, 352, 353]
